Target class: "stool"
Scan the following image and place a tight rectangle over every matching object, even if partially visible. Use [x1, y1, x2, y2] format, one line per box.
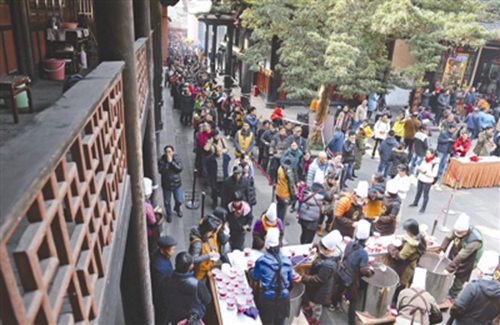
[0, 75, 34, 123]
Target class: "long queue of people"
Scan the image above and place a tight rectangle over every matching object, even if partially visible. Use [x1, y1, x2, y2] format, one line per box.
[147, 41, 500, 325]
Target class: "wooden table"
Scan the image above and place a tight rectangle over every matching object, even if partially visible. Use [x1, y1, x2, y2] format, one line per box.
[0, 75, 33, 123]
[443, 157, 500, 189]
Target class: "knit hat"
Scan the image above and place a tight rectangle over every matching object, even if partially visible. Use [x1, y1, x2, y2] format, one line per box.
[454, 213, 470, 232]
[265, 203, 277, 223]
[386, 179, 399, 195]
[144, 177, 153, 197]
[355, 219, 371, 240]
[265, 227, 280, 249]
[354, 181, 369, 199]
[321, 230, 342, 250]
[158, 235, 177, 248]
[477, 250, 499, 275]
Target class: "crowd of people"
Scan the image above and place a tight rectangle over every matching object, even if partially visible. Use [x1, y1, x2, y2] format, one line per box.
[146, 41, 500, 325]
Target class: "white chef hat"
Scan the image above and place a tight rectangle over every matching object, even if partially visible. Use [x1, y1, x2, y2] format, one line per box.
[354, 181, 369, 199]
[477, 250, 499, 275]
[144, 177, 153, 197]
[265, 202, 277, 223]
[386, 179, 399, 194]
[454, 213, 470, 232]
[321, 230, 342, 250]
[265, 227, 280, 249]
[355, 219, 371, 240]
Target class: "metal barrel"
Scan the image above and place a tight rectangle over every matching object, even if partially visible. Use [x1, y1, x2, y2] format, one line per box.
[284, 282, 305, 325]
[418, 252, 455, 304]
[358, 266, 400, 318]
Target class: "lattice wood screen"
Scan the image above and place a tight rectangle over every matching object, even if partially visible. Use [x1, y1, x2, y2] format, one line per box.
[0, 75, 127, 324]
[136, 41, 148, 120]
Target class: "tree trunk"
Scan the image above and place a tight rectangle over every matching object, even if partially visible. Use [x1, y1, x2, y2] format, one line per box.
[308, 84, 332, 148]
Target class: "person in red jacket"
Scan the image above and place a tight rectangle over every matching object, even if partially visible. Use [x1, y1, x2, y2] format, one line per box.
[452, 130, 471, 157]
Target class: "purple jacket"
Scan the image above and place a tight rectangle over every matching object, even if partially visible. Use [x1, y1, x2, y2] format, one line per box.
[252, 217, 284, 250]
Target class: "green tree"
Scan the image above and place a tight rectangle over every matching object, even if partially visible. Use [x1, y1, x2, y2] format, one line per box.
[241, 0, 498, 147]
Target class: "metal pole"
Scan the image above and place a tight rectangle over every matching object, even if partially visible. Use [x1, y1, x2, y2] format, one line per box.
[271, 184, 276, 203]
[186, 169, 200, 209]
[200, 191, 206, 219]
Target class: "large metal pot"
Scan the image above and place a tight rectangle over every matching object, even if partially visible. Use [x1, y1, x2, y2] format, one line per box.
[358, 266, 400, 318]
[284, 282, 305, 325]
[418, 252, 455, 304]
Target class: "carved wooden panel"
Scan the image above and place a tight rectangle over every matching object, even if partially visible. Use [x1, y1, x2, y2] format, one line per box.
[135, 41, 148, 120]
[0, 75, 127, 324]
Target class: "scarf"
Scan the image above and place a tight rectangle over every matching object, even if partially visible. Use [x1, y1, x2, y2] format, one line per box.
[261, 214, 277, 232]
[424, 155, 435, 163]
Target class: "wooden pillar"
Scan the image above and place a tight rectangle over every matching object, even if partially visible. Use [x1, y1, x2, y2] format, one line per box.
[94, 1, 153, 324]
[10, 0, 35, 78]
[241, 33, 252, 94]
[204, 22, 210, 58]
[266, 35, 280, 107]
[224, 25, 234, 92]
[210, 24, 217, 76]
[151, 0, 164, 135]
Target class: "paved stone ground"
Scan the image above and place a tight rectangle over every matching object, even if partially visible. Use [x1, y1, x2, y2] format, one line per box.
[158, 84, 499, 324]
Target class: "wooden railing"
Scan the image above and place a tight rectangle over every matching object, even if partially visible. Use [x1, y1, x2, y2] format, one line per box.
[135, 37, 149, 121]
[0, 62, 128, 324]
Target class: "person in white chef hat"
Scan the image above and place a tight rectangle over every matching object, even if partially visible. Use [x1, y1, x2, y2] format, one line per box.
[331, 219, 375, 325]
[301, 230, 343, 324]
[438, 213, 484, 299]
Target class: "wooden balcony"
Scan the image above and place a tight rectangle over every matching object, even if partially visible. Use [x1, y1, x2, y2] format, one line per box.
[0, 62, 132, 324]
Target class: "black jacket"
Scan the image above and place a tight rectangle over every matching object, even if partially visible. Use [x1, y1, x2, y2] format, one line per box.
[158, 154, 183, 190]
[387, 148, 408, 177]
[302, 256, 338, 305]
[207, 153, 230, 187]
[220, 175, 251, 208]
[342, 140, 356, 164]
[180, 93, 194, 113]
[163, 271, 212, 324]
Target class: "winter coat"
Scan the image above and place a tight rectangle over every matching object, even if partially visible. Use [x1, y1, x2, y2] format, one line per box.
[416, 157, 439, 184]
[392, 118, 405, 139]
[368, 93, 379, 112]
[252, 252, 293, 299]
[337, 241, 372, 287]
[207, 153, 230, 187]
[336, 111, 353, 133]
[378, 137, 398, 162]
[478, 111, 496, 130]
[354, 104, 367, 122]
[280, 148, 304, 172]
[473, 131, 493, 156]
[298, 190, 325, 228]
[387, 234, 426, 287]
[403, 117, 421, 140]
[203, 136, 228, 154]
[285, 134, 308, 153]
[373, 194, 401, 235]
[354, 133, 366, 170]
[180, 93, 194, 113]
[164, 271, 212, 324]
[387, 148, 408, 177]
[220, 175, 251, 208]
[252, 215, 284, 250]
[436, 130, 456, 154]
[333, 194, 365, 238]
[227, 201, 253, 235]
[451, 278, 500, 325]
[374, 120, 391, 140]
[276, 165, 296, 202]
[307, 158, 330, 188]
[244, 114, 259, 134]
[342, 140, 356, 164]
[440, 226, 483, 278]
[326, 131, 345, 155]
[158, 154, 183, 191]
[189, 227, 220, 280]
[396, 288, 441, 325]
[452, 137, 471, 157]
[302, 256, 338, 305]
[437, 93, 450, 111]
[413, 131, 429, 157]
[245, 176, 257, 206]
[420, 92, 432, 108]
[234, 129, 255, 156]
[465, 113, 480, 131]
